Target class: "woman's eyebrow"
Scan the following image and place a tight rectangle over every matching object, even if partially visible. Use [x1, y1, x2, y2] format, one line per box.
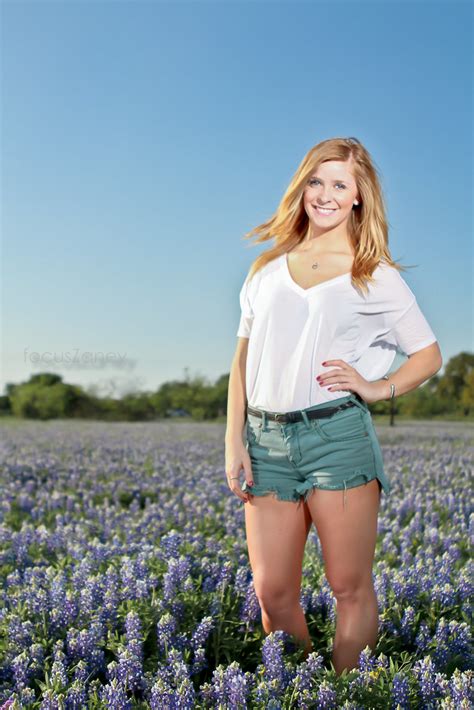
[310, 176, 350, 183]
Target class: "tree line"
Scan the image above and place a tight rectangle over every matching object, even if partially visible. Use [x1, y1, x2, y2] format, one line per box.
[0, 352, 472, 422]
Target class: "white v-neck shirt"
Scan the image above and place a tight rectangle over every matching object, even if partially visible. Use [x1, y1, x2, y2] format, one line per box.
[236, 253, 438, 413]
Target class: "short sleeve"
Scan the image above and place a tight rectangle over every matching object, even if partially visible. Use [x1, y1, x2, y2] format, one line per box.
[390, 299, 438, 356]
[361, 263, 438, 357]
[236, 275, 254, 338]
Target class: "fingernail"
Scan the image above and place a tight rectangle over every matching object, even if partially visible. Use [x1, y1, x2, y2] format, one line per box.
[249, 481, 254, 486]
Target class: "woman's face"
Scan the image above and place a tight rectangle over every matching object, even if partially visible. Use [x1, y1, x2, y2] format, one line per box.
[303, 160, 360, 233]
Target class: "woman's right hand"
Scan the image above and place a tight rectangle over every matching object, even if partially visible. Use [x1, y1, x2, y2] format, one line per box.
[225, 438, 254, 503]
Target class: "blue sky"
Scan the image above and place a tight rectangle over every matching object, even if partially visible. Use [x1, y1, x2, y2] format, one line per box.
[1, 0, 472, 398]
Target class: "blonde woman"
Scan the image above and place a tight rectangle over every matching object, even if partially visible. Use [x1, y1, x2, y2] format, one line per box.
[225, 137, 442, 674]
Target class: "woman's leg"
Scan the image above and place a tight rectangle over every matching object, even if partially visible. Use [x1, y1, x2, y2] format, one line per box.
[244, 496, 313, 656]
[305, 478, 381, 675]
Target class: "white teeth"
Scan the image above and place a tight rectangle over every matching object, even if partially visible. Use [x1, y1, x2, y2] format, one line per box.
[314, 206, 336, 215]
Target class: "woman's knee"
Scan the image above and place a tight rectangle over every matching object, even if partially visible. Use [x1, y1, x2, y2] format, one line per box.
[328, 573, 375, 602]
[254, 580, 300, 615]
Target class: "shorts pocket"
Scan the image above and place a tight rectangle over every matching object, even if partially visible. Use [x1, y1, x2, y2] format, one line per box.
[311, 406, 369, 443]
[246, 414, 263, 445]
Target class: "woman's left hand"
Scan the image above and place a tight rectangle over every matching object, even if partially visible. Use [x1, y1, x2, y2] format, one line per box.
[316, 359, 387, 404]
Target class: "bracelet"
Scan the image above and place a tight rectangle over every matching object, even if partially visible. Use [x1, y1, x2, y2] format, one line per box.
[382, 375, 396, 400]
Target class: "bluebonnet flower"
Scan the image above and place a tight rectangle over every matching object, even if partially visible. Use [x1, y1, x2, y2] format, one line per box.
[99, 676, 132, 709]
[124, 610, 143, 655]
[233, 566, 250, 595]
[457, 564, 473, 602]
[11, 650, 32, 692]
[50, 655, 68, 689]
[150, 649, 195, 709]
[262, 630, 293, 692]
[239, 581, 261, 630]
[190, 615, 214, 651]
[413, 656, 442, 706]
[113, 646, 145, 694]
[312, 584, 336, 623]
[162, 556, 192, 603]
[357, 646, 377, 673]
[219, 661, 248, 708]
[287, 651, 324, 699]
[156, 612, 178, 656]
[390, 672, 410, 709]
[72, 660, 88, 683]
[415, 621, 431, 654]
[400, 605, 416, 644]
[315, 679, 338, 709]
[66, 621, 106, 675]
[216, 560, 233, 592]
[448, 669, 474, 707]
[299, 586, 312, 614]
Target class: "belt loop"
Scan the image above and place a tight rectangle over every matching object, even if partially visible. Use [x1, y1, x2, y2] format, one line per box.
[300, 410, 311, 430]
[261, 410, 266, 432]
[349, 394, 368, 413]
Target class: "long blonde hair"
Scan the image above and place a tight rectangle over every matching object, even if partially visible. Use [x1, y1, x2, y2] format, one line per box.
[241, 136, 414, 296]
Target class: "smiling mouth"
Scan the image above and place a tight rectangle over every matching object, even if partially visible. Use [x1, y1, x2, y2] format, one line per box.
[313, 205, 338, 215]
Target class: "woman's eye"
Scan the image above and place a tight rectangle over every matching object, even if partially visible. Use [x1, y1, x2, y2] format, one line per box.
[308, 179, 346, 189]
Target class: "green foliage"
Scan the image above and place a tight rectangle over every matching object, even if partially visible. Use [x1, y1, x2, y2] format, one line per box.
[1, 352, 473, 422]
[433, 352, 474, 415]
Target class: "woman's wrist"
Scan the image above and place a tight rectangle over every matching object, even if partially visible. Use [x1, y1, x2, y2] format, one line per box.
[379, 375, 395, 401]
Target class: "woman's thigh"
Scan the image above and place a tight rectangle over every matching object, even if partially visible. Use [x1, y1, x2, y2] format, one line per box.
[244, 496, 312, 601]
[305, 478, 380, 594]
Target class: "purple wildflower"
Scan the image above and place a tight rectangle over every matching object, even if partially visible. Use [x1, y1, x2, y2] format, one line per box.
[390, 672, 410, 709]
[315, 679, 338, 709]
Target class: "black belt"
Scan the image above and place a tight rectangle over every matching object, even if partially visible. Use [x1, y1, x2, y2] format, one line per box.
[247, 396, 362, 424]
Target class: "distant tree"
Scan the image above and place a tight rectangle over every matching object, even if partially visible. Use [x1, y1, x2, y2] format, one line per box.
[28, 373, 63, 387]
[0, 395, 11, 414]
[436, 352, 474, 414]
[121, 392, 156, 421]
[399, 383, 446, 418]
[150, 380, 185, 418]
[460, 369, 474, 416]
[9, 373, 91, 420]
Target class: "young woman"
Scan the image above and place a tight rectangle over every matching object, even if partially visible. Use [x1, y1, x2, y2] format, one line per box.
[225, 137, 442, 675]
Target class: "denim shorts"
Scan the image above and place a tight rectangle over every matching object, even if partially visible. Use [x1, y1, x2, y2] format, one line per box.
[242, 393, 391, 510]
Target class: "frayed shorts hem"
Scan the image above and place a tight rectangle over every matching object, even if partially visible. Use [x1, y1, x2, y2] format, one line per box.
[243, 469, 384, 510]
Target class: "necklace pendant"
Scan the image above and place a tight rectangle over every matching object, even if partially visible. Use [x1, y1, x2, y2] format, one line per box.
[312, 262, 319, 269]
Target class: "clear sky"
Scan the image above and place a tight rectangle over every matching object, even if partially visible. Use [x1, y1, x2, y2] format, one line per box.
[1, 0, 472, 398]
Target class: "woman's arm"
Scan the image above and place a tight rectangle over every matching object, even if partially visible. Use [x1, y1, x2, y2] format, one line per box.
[373, 341, 443, 402]
[225, 337, 249, 444]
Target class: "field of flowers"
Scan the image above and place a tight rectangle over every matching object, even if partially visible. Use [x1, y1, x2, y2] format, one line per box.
[0, 417, 472, 709]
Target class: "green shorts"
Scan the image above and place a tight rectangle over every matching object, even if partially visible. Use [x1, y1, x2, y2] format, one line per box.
[242, 393, 391, 510]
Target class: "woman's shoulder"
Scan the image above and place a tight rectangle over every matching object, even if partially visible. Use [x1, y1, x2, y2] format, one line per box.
[371, 259, 408, 283]
[364, 260, 416, 303]
[243, 254, 283, 286]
